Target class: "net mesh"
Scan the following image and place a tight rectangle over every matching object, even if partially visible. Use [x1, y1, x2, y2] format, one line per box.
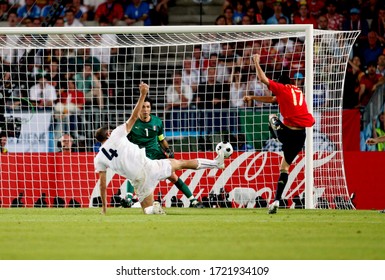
[0, 26, 359, 209]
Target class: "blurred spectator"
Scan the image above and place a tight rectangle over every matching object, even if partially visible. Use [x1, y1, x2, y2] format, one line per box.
[124, 0, 151, 26]
[237, 46, 254, 75]
[31, 16, 42, 27]
[16, 34, 45, 85]
[293, 72, 304, 91]
[201, 53, 228, 83]
[54, 79, 85, 138]
[323, 0, 344, 31]
[360, 31, 383, 66]
[0, 69, 24, 110]
[59, 134, 75, 153]
[45, 18, 74, 47]
[245, 6, 257, 25]
[6, 9, 18, 27]
[371, 109, 385, 151]
[41, 0, 65, 19]
[21, 16, 32, 26]
[266, 0, 289, 24]
[223, 6, 234, 25]
[165, 71, 193, 111]
[221, 0, 235, 11]
[240, 14, 252, 25]
[17, 0, 41, 22]
[246, 72, 265, 107]
[74, 64, 104, 109]
[194, 67, 229, 110]
[232, 0, 245, 25]
[218, 42, 240, 68]
[0, 0, 9, 21]
[0, 131, 7, 154]
[317, 15, 330, 30]
[29, 74, 58, 110]
[44, 58, 63, 90]
[191, 44, 208, 81]
[376, 54, 385, 76]
[343, 56, 364, 108]
[0, 33, 14, 66]
[342, 8, 369, 45]
[214, 14, 226, 25]
[273, 35, 294, 55]
[202, 38, 221, 59]
[35, 1, 49, 8]
[255, 0, 273, 24]
[71, 0, 89, 22]
[370, 5, 385, 44]
[358, 61, 385, 106]
[193, 67, 230, 133]
[90, 19, 118, 80]
[293, 3, 317, 28]
[148, 0, 169, 26]
[64, 8, 84, 27]
[94, 0, 124, 26]
[361, 0, 382, 22]
[259, 38, 273, 65]
[181, 58, 199, 93]
[278, 15, 288, 25]
[313, 83, 327, 108]
[229, 66, 247, 108]
[280, 0, 298, 21]
[72, 48, 101, 74]
[306, 0, 325, 19]
[230, 133, 254, 151]
[83, 0, 105, 21]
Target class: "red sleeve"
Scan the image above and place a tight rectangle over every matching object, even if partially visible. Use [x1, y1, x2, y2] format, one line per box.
[94, 4, 105, 18]
[267, 79, 286, 98]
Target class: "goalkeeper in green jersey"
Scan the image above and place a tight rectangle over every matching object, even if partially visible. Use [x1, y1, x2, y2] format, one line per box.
[120, 97, 204, 208]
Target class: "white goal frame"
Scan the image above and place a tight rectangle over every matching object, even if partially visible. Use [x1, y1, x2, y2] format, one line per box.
[0, 25, 359, 209]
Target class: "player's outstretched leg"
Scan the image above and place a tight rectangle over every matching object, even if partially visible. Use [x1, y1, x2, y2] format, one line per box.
[169, 151, 225, 171]
[196, 150, 225, 169]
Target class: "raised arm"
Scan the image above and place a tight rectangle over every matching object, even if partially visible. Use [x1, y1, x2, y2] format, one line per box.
[99, 171, 107, 215]
[253, 54, 269, 86]
[366, 135, 385, 145]
[243, 95, 277, 104]
[125, 82, 149, 133]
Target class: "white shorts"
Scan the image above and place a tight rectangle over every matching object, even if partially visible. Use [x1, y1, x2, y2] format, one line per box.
[132, 159, 172, 202]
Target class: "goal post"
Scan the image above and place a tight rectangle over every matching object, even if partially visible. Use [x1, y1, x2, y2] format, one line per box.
[0, 25, 359, 209]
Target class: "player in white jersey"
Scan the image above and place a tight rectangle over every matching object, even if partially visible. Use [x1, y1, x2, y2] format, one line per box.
[94, 82, 225, 215]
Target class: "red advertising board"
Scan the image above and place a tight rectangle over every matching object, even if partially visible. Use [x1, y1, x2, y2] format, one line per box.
[1, 150, 383, 210]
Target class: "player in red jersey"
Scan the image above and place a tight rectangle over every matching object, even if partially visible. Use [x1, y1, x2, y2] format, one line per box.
[244, 54, 315, 214]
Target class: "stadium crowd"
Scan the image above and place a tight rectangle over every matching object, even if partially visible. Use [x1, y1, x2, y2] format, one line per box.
[0, 0, 384, 151]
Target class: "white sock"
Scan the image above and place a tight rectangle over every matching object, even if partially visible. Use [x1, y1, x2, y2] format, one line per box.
[197, 158, 218, 169]
[144, 206, 154, 214]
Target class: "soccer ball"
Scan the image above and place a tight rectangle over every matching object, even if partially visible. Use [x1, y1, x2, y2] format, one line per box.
[215, 142, 234, 159]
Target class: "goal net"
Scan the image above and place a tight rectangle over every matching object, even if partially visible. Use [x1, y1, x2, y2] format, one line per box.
[0, 25, 359, 209]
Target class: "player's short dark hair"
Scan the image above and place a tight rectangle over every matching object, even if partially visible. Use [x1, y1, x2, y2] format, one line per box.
[95, 126, 109, 143]
[144, 97, 153, 108]
[278, 74, 291, 85]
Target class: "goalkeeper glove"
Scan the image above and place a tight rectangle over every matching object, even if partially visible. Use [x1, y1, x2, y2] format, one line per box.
[164, 148, 174, 158]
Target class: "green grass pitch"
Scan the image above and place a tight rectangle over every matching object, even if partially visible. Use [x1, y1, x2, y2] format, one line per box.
[0, 208, 384, 260]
